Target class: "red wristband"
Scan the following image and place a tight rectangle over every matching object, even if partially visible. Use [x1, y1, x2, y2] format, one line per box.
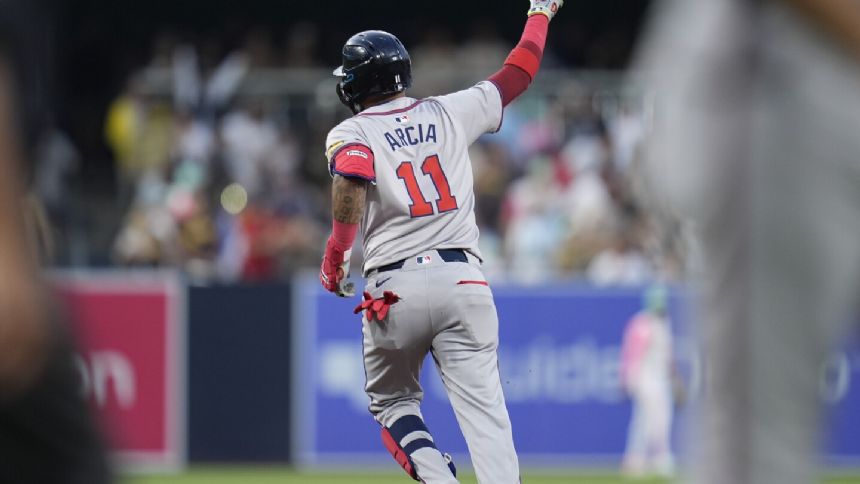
[331, 220, 359, 251]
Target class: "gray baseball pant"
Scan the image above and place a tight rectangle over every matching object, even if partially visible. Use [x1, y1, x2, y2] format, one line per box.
[361, 250, 520, 484]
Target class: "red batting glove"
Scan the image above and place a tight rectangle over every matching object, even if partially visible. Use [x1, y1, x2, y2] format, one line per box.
[354, 291, 401, 321]
[319, 236, 345, 293]
[354, 292, 374, 318]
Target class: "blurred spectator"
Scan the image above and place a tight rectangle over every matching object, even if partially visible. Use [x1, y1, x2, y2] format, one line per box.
[243, 29, 277, 69]
[113, 169, 177, 266]
[556, 157, 617, 273]
[587, 220, 652, 286]
[94, 22, 679, 285]
[283, 22, 321, 67]
[411, 27, 458, 95]
[502, 154, 569, 283]
[608, 102, 644, 171]
[104, 77, 173, 186]
[220, 100, 280, 198]
[33, 127, 80, 262]
[173, 110, 216, 167]
[456, 22, 509, 77]
[470, 141, 512, 231]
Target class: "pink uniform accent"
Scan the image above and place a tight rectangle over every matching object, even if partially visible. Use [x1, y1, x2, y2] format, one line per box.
[620, 314, 653, 387]
[488, 14, 549, 106]
[331, 143, 376, 181]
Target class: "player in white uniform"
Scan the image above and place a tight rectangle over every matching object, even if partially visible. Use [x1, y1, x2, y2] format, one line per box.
[318, 2, 563, 483]
[620, 286, 675, 477]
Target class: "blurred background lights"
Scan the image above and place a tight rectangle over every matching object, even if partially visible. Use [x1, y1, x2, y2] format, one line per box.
[220, 183, 248, 215]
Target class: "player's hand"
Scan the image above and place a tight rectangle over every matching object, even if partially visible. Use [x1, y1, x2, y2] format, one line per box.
[319, 236, 345, 292]
[528, 0, 563, 21]
[319, 237, 354, 297]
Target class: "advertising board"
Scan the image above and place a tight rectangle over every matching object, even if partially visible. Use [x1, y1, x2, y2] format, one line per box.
[54, 271, 186, 473]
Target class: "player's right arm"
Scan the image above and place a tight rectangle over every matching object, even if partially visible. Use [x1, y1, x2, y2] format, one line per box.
[488, 0, 563, 106]
[434, 0, 562, 143]
[319, 122, 374, 296]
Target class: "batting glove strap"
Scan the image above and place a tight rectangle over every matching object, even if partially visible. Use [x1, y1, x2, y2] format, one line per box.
[528, 0, 563, 21]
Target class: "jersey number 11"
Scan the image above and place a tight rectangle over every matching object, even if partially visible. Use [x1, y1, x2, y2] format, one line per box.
[396, 155, 459, 218]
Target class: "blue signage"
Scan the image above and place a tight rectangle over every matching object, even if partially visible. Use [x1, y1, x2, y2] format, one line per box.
[291, 276, 860, 468]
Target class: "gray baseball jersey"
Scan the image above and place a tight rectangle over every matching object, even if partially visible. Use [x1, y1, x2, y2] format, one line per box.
[325, 81, 502, 274]
[324, 82, 520, 484]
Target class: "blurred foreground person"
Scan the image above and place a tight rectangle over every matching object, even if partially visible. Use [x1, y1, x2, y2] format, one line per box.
[0, 2, 112, 482]
[638, 0, 860, 483]
[620, 286, 675, 477]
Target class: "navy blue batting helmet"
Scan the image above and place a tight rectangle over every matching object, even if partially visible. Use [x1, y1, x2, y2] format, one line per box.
[333, 30, 412, 114]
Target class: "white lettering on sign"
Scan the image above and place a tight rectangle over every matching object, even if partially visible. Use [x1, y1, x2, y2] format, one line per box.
[495, 337, 624, 404]
[820, 351, 852, 404]
[319, 343, 368, 412]
[74, 351, 137, 409]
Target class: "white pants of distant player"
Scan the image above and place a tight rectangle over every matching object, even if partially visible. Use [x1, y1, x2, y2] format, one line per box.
[624, 372, 674, 477]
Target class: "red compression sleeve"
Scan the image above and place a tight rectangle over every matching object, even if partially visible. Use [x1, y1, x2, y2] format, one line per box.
[488, 15, 549, 106]
[330, 220, 358, 251]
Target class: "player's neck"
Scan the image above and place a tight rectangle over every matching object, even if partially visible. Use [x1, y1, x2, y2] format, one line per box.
[361, 92, 407, 111]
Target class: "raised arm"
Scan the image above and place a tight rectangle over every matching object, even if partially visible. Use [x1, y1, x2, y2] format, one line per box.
[488, 0, 563, 107]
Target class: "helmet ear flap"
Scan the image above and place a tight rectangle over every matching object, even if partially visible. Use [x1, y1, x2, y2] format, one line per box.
[336, 82, 360, 115]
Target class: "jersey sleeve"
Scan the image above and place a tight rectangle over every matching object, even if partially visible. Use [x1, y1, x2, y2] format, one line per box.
[325, 121, 376, 183]
[434, 81, 504, 143]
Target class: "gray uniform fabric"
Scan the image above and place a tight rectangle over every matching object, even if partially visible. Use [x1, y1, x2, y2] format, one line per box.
[325, 82, 502, 274]
[364, 252, 519, 483]
[639, 1, 860, 483]
[325, 84, 519, 483]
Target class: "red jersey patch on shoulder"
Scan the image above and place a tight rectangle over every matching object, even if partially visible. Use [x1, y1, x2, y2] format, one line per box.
[330, 143, 376, 182]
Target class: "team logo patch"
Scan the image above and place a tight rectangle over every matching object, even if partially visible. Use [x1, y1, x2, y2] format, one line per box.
[346, 149, 369, 159]
[395, 115, 410, 124]
[326, 140, 345, 158]
[416, 255, 432, 265]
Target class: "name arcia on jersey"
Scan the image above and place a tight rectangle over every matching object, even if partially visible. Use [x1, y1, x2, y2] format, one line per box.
[384, 124, 437, 152]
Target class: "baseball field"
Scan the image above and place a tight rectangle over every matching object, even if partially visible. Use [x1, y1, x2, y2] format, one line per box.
[124, 467, 860, 484]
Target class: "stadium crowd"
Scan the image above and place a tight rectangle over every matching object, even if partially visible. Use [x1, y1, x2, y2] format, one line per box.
[40, 25, 683, 285]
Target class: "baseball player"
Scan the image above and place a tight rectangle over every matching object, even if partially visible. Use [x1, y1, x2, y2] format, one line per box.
[318, 1, 563, 482]
[620, 286, 675, 477]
